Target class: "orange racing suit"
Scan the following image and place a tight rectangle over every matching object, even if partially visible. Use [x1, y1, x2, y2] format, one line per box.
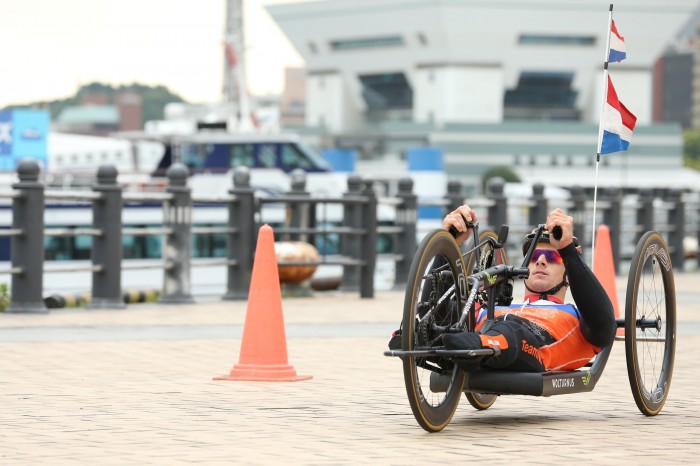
[445, 243, 616, 373]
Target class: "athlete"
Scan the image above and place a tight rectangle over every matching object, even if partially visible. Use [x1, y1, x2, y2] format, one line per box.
[438, 205, 617, 372]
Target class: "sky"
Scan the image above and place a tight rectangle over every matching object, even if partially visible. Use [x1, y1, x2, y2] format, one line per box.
[0, 0, 308, 108]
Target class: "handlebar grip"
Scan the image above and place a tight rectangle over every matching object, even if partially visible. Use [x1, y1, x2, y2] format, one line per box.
[551, 226, 562, 241]
[448, 214, 473, 239]
[509, 266, 530, 278]
[448, 225, 459, 239]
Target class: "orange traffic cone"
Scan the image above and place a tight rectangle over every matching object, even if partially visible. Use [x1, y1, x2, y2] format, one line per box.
[214, 224, 312, 382]
[592, 224, 622, 336]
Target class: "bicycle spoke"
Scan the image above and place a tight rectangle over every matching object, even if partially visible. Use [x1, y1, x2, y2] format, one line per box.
[626, 231, 675, 416]
[402, 229, 468, 431]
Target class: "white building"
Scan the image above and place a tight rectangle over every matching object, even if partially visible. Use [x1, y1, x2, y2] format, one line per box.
[268, 0, 700, 191]
[268, 0, 697, 130]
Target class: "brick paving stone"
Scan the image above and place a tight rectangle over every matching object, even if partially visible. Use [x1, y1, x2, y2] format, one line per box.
[1, 273, 700, 465]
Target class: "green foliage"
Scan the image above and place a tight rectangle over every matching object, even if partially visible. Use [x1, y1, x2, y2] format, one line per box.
[481, 165, 521, 193]
[683, 129, 700, 171]
[2, 82, 187, 124]
[0, 283, 9, 312]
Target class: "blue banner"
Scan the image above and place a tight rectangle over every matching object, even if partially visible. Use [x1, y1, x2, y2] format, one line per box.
[407, 147, 444, 171]
[0, 109, 49, 171]
[322, 148, 356, 172]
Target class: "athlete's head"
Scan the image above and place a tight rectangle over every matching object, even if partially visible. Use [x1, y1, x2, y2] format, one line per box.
[522, 228, 580, 300]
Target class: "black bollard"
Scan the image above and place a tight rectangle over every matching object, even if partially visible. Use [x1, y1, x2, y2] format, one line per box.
[341, 175, 363, 292]
[89, 164, 126, 309]
[223, 167, 256, 300]
[394, 177, 417, 289]
[360, 179, 377, 298]
[159, 163, 195, 304]
[7, 159, 47, 313]
[487, 177, 507, 230]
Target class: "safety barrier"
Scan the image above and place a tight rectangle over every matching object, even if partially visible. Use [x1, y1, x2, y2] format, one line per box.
[0, 159, 696, 313]
[0, 159, 417, 312]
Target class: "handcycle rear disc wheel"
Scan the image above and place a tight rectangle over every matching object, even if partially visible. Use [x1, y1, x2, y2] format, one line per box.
[625, 231, 676, 416]
[463, 229, 507, 410]
[402, 229, 467, 432]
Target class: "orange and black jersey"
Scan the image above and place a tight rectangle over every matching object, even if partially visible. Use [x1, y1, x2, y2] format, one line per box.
[475, 242, 616, 371]
[476, 299, 599, 371]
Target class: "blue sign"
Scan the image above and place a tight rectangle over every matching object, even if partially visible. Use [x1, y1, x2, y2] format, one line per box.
[0, 111, 11, 157]
[322, 148, 356, 172]
[407, 147, 444, 171]
[0, 109, 49, 171]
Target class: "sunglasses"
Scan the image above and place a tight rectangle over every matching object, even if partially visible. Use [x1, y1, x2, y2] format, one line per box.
[530, 248, 563, 264]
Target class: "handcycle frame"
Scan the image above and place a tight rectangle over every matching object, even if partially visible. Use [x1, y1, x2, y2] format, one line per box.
[385, 221, 676, 431]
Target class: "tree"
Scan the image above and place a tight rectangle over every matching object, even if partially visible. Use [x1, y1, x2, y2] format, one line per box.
[481, 165, 521, 194]
[683, 129, 700, 171]
[2, 82, 187, 124]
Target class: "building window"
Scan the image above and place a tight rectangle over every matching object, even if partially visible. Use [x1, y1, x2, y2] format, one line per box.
[308, 42, 318, 54]
[359, 73, 413, 110]
[519, 34, 596, 46]
[330, 35, 404, 51]
[504, 71, 580, 121]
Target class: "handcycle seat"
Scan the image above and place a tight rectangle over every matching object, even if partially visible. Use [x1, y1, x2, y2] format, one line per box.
[464, 367, 595, 397]
[431, 344, 611, 397]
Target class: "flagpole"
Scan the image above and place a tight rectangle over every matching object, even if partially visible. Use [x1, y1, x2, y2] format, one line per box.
[591, 3, 614, 270]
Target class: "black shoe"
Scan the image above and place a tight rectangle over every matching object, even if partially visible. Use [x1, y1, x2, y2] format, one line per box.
[442, 332, 484, 372]
[442, 332, 482, 350]
[387, 329, 402, 350]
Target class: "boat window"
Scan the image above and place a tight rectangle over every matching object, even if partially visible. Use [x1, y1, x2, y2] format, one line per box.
[74, 235, 92, 260]
[43, 227, 93, 261]
[258, 144, 278, 168]
[181, 143, 206, 169]
[123, 226, 162, 259]
[144, 235, 162, 258]
[281, 144, 314, 171]
[44, 234, 73, 261]
[229, 144, 254, 168]
[192, 225, 226, 258]
[297, 142, 332, 170]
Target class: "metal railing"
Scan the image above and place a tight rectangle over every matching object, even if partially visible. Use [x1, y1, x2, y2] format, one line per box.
[1, 159, 696, 314]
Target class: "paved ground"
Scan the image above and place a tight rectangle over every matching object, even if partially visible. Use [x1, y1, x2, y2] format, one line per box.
[1, 274, 699, 465]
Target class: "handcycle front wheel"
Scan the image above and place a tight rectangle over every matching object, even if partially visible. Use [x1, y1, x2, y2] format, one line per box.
[402, 229, 468, 432]
[625, 231, 676, 416]
[462, 229, 508, 411]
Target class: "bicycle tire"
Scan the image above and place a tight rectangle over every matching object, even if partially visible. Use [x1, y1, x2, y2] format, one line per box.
[402, 229, 468, 432]
[625, 231, 676, 416]
[463, 229, 507, 410]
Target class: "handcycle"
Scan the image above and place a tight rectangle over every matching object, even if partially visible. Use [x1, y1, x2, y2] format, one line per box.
[384, 221, 676, 432]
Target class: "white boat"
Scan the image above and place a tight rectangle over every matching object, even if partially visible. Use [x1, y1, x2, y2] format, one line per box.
[0, 130, 399, 297]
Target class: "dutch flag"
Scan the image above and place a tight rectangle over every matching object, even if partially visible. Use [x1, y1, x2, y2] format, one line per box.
[608, 20, 626, 62]
[600, 75, 637, 155]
